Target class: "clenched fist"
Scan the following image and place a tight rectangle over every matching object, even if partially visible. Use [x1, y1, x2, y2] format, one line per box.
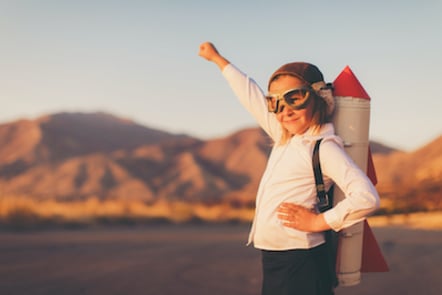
[198, 41, 229, 70]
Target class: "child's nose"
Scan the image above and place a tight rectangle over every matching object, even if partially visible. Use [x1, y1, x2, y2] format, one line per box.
[279, 102, 293, 114]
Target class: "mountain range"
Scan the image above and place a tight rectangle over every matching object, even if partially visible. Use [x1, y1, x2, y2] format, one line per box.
[0, 112, 441, 213]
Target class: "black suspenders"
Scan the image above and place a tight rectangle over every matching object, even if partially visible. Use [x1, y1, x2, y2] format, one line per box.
[313, 139, 333, 212]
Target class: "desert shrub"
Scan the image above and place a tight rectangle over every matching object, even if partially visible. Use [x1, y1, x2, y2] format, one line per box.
[2, 205, 41, 231]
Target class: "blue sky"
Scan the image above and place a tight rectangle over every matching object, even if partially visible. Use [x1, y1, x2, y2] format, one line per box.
[0, 0, 441, 151]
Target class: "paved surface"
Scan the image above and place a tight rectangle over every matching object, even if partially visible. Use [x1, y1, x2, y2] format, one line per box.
[0, 225, 441, 295]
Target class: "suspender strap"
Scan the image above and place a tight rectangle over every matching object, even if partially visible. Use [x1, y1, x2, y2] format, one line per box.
[313, 139, 339, 288]
[313, 139, 330, 212]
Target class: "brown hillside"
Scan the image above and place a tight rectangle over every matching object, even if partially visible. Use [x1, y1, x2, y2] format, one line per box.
[195, 128, 272, 205]
[0, 154, 154, 202]
[36, 112, 192, 160]
[0, 119, 42, 163]
[372, 135, 442, 212]
[0, 112, 440, 213]
[369, 141, 399, 154]
[373, 135, 442, 189]
[0, 112, 195, 173]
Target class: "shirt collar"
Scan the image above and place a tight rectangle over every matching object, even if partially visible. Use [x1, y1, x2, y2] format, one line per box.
[291, 123, 335, 143]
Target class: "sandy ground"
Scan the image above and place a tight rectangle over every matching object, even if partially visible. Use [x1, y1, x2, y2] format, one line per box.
[0, 224, 441, 295]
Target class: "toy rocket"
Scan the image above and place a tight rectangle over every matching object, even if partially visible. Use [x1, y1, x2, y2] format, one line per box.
[331, 66, 389, 286]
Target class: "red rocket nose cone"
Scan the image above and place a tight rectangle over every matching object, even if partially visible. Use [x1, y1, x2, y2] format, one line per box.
[333, 66, 370, 100]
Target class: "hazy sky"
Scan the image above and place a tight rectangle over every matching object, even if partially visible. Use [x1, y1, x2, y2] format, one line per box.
[1, 0, 441, 151]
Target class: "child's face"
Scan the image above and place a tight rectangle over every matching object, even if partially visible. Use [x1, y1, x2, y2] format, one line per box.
[269, 75, 313, 136]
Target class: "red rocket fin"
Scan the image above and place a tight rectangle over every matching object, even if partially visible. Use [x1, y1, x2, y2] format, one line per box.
[367, 147, 378, 185]
[333, 66, 371, 100]
[362, 149, 386, 272]
[361, 220, 389, 272]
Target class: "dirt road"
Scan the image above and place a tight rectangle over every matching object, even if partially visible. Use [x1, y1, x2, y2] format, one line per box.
[0, 225, 441, 295]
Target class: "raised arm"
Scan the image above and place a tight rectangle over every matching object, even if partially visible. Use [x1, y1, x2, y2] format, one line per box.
[198, 41, 282, 141]
[198, 42, 230, 71]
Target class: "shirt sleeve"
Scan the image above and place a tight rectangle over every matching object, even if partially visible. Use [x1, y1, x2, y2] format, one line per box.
[320, 139, 380, 231]
[222, 64, 281, 141]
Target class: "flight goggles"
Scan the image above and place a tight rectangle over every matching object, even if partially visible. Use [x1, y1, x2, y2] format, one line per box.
[265, 87, 312, 114]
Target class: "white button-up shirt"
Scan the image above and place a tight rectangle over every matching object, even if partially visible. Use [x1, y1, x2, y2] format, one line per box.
[222, 64, 380, 251]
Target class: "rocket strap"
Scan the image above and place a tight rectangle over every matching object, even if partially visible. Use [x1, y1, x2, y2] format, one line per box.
[313, 138, 339, 289]
[313, 139, 333, 212]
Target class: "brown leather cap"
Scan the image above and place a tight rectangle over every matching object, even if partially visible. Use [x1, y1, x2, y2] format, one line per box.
[268, 62, 324, 90]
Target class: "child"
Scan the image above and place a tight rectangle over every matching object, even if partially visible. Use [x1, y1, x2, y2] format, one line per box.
[198, 41, 379, 295]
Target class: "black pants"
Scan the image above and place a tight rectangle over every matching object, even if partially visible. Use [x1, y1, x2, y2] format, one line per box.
[261, 244, 334, 295]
